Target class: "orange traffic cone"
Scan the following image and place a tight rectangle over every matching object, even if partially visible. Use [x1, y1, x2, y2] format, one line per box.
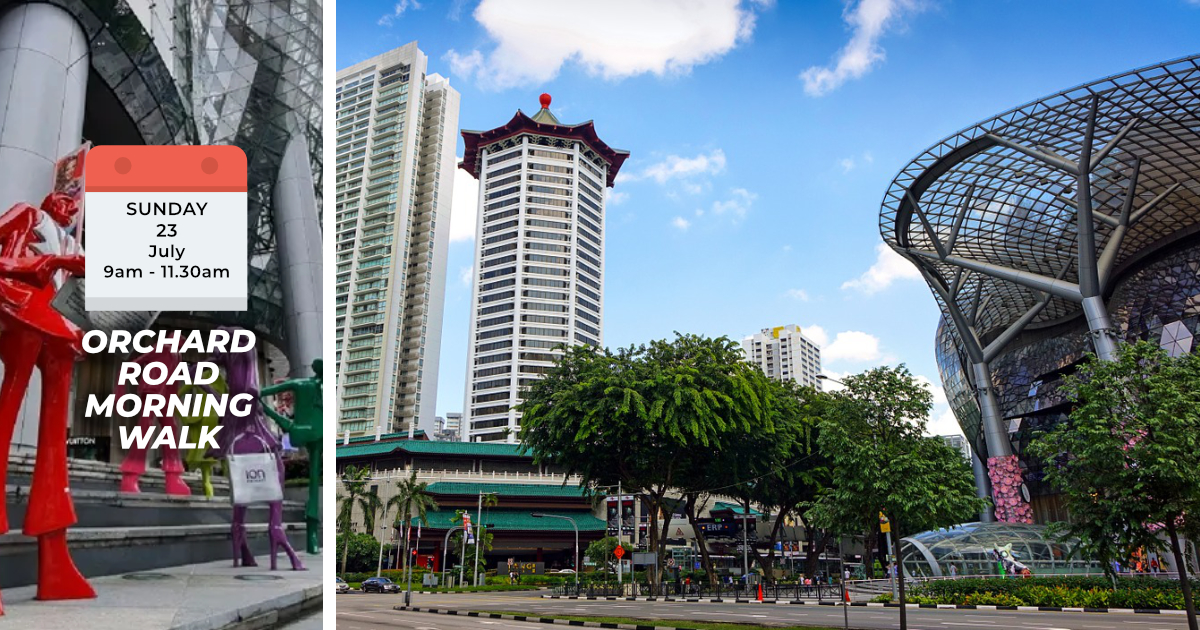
[757, 583, 763, 601]
[844, 586, 851, 603]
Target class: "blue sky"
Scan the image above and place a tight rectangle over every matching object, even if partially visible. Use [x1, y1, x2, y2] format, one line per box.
[336, 0, 1200, 437]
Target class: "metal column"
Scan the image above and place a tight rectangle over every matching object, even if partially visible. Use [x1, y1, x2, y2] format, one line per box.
[0, 3, 88, 450]
[273, 131, 323, 377]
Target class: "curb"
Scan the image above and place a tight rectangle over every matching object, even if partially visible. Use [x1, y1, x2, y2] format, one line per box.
[345, 588, 541, 595]
[395, 605, 741, 630]
[180, 585, 322, 630]
[540, 594, 1188, 615]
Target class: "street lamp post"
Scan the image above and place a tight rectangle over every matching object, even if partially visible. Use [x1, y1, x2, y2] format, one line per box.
[376, 525, 388, 578]
[737, 512, 751, 581]
[531, 513, 578, 589]
[441, 525, 462, 588]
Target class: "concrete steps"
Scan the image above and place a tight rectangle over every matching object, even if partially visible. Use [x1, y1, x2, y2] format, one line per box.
[1, 456, 308, 589]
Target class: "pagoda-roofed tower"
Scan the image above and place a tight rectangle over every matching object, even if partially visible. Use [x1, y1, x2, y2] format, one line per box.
[460, 94, 629, 443]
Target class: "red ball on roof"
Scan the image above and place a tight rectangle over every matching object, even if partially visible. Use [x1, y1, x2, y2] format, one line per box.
[539, 93, 551, 109]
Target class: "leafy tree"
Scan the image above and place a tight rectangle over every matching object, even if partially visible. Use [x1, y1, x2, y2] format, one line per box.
[1030, 341, 1200, 630]
[585, 536, 634, 573]
[337, 465, 382, 574]
[385, 471, 439, 580]
[334, 531, 393, 574]
[807, 365, 986, 630]
[519, 333, 770, 583]
[736, 380, 829, 582]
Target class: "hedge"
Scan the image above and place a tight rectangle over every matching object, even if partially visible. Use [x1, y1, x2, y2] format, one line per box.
[905, 576, 1199, 609]
[339, 568, 428, 583]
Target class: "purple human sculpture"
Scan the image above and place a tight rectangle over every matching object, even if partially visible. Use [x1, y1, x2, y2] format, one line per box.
[206, 326, 304, 571]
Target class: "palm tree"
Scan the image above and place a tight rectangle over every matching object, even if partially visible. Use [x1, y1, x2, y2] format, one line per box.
[386, 471, 440, 577]
[338, 465, 382, 574]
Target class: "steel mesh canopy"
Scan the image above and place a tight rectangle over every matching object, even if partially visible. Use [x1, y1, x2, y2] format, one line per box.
[881, 55, 1200, 346]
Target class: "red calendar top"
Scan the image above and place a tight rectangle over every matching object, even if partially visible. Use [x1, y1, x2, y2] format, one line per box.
[87, 145, 247, 193]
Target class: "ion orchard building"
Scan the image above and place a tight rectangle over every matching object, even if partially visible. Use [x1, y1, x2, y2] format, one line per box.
[0, 0, 323, 455]
[333, 43, 460, 440]
[881, 55, 1200, 525]
[460, 95, 628, 443]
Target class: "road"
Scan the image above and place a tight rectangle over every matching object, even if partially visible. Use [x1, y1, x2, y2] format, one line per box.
[335, 589, 1193, 629]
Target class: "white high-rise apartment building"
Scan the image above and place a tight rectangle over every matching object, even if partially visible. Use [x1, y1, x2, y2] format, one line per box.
[741, 325, 823, 389]
[460, 94, 629, 443]
[334, 43, 460, 439]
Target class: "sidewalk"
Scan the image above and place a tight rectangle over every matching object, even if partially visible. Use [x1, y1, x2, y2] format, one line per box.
[0, 552, 323, 630]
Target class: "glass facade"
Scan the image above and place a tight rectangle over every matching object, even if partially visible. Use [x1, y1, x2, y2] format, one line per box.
[184, 0, 324, 342]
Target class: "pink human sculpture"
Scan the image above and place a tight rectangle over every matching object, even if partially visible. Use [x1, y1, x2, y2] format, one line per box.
[205, 327, 303, 571]
[0, 193, 95, 615]
[117, 350, 192, 495]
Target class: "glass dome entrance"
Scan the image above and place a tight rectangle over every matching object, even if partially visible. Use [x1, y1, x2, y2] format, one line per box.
[900, 522, 1102, 578]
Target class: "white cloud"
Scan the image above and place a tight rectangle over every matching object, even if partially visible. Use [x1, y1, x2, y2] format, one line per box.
[378, 0, 420, 26]
[927, 405, 962, 438]
[458, 266, 473, 287]
[914, 374, 948, 407]
[839, 151, 875, 173]
[449, 162, 479, 242]
[710, 188, 756, 220]
[800, 0, 925, 96]
[446, 49, 484, 77]
[447, 0, 769, 89]
[606, 190, 629, 206]
[786, 288, 810, 301]
[841, 243, 921, 294]
[803, 324, 829, 348]
[625, 149, 727, 184]
[824, 330, 882, 363]
[672, 216, 691, 231]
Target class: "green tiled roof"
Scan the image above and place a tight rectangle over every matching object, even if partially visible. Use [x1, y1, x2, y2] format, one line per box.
[713, 501, 761, 516]
[425, 482, 589, 498]
[345, 430, 425, 444]
[334, 441, 405, 458]
[413, 509, 606, 532]
[336, 439, 530, 460]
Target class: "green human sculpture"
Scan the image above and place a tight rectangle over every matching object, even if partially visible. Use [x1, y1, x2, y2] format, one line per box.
[260, 358, 322, 555]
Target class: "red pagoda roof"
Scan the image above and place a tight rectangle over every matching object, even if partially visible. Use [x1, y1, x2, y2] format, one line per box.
[460, 97, 629, 187]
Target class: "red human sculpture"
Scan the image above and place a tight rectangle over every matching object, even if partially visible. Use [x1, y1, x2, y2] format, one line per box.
[0, 192, 95, 615]
[117, 350, 191, 495]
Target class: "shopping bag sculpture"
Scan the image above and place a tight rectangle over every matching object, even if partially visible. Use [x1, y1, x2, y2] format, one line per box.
[206, 326, 303, 571]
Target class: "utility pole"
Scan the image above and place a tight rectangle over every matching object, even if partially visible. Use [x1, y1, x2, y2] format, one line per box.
[458, 519, 469, 587]
[376, 525, 388, 578]
[883, 515, 897, 600]
[617, 481, 623, 587]
[405, 521, 421, 605]
[839, 535, 849, 630]
[741, 512, 749, 580]
[473, 492, 484, 586]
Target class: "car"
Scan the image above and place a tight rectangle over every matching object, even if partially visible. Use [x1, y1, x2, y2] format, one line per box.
[335, 577, 349, 594]
[361, 577, 401, 593]
[549, 569, 576, 575]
